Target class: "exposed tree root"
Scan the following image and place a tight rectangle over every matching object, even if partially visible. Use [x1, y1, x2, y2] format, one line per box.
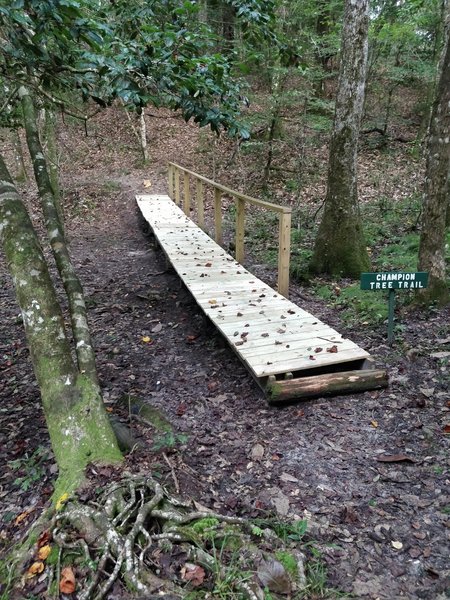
[17, 476, 307, 599]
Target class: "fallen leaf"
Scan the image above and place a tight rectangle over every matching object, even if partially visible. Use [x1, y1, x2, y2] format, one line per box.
[327, 345, 338, 353]
[371, 420, 378, 428]
[309, 355, 316, 360]
[208, 299, 218, 305]
[251, 443, 265, 460]
[443, 425, 450, 435]
[37, 545, 52, 560]
[261, 333, 269, 337]
[180, 563, 205, 587]
[26, 562, 45, 579]
[14, 509, 33, 526]
[151, 323, 163, 333]
[176, 403, 187, 416]
[257, 559, 291, 594]
[280, 472, 299, 483]
[377, 454, 415, 463]
[204, 262, 212, 267]
[143, 179, 152, 188]
[56, 493, 69, 511]
[391, 541, 403, 550]
[60, 566, 76, 594]
[37, 530, 51, 547]
[315, 347, 323, 353]
[419, 387, 435, 398]
[141, 336, 152, 343]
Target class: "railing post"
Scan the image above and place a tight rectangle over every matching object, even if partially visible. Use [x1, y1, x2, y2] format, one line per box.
[277, 210, 291, 298]
[183, 171, 190, 215]
[235, 197, 245, 264]
[196, 179, 204, 229]
[174, 167, 180, 206]
[214, 188, 222, 245]
[168, 163, 173, 198]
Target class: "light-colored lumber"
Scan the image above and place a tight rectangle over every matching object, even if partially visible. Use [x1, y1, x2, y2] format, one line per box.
[183, 171, 190, 215]
[137, 194, 376, 389]
[196, 179, 204, 229]
[214, 188, 222, 245]
[235, 197, 245, 264]
[278, 212, 291, 297]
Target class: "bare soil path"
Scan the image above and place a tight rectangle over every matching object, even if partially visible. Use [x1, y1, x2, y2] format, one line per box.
[0, 110, 449, 599]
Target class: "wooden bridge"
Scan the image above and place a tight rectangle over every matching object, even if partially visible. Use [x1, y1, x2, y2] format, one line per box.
[136, 164, 388, 403]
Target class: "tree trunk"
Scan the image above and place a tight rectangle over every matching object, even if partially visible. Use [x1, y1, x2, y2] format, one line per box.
[140, 112, 149, 163]
[0, 156, 122, 501]
[19, 85, 98, 379]
[41, 107, 63, 229]
[417, 4, 450, 305]
[314, 0, 333, 98]
[10, 128, 27, 182]
[310, 0, 370, 277]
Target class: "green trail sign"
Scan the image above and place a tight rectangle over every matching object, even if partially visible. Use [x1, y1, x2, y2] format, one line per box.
[360, 271, 429, 290]
[360, 271, 429, 344]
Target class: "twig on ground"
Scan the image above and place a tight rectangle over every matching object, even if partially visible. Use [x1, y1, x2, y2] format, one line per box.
[163, 452, 180, 494]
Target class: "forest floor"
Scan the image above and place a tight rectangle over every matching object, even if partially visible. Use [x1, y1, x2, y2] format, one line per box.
[0, 106, 449, 599]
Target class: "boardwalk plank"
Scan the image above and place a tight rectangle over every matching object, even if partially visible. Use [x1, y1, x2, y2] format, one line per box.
[137, 194, 372, 385]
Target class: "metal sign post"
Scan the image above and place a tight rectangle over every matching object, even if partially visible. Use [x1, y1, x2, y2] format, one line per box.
[360, 271, 429, 345]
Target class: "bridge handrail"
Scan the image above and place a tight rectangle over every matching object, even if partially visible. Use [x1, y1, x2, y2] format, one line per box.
[168, 162, 291, 297]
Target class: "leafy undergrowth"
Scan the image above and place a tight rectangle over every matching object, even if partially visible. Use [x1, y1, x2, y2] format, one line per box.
[8, 475, 342, 600]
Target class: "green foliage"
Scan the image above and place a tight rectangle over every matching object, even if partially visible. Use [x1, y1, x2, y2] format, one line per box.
[151, 431, 188, 452]
[314, 284, 388, 324]
[274, 550, 298, 577]
[7, 446, 50, 491]
[192, 517, 221, 533]
[0, 0, 278, 136]
[255, 518, 308, 543]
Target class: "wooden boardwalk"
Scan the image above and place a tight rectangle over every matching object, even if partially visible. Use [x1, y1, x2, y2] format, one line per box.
[137, 194, 387, 402]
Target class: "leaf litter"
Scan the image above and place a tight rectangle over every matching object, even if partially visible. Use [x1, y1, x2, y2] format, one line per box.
[0, 106, 449, 599]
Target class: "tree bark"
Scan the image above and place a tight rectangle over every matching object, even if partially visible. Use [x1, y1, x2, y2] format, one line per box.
[41, 107, 63, 229]
[0, 156, 122, 500]
[267, 369, 388, 403]
[417, 3, 450, 305]
[11, 128, 27, 182]
[310, 0, 371, 277]
[19, 86, 98, 379]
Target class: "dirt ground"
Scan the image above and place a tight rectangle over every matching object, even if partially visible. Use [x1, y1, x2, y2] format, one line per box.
[0, 108, 449, 599]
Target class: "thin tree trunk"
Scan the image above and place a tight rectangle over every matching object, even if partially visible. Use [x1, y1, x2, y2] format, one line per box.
[42, 108, 63, 228]
[19, 85, 98, 379]
[11, 128, 27, 182]
[140, 113, 149, 163]
[310, 0, 370, 277]
[0, 156, 122, 499]
[417, 3, 450, 305]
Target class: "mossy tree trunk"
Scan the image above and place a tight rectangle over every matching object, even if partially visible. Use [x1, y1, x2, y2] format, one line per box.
[417, 6, 450, 305]
[2, 84, 123, 501]
[41, 107, 63, 229]
[19, 86, 98, 379]
[11, 128, 27, 182]
[310, 0, 370, 278]
[0, 156, 122, 501]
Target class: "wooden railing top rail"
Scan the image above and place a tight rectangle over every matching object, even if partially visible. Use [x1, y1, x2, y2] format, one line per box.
[169, 162, 291, 215]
